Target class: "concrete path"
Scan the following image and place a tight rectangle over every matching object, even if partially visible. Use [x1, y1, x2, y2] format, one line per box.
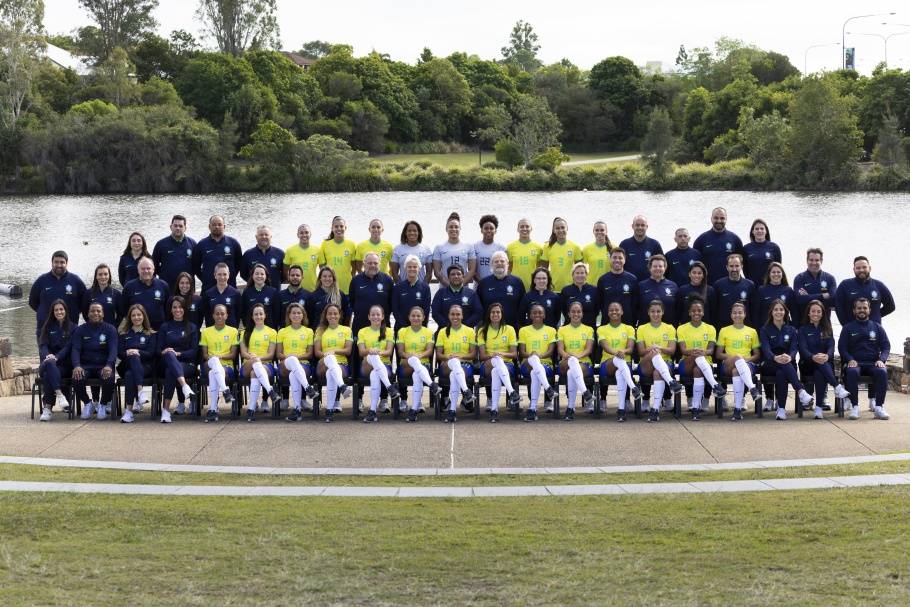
[3, 393, 908, 470]
[563, 154, 640, 166]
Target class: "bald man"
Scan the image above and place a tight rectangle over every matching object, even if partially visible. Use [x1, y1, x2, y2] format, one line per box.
[618, 215, 664, 282]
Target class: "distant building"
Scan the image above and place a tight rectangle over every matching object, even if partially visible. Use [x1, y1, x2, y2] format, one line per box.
[280, 52, 316, 71]
[44, 43, 92, 77]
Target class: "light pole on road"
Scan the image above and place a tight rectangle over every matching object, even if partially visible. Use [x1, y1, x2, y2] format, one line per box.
[804, 42, 841, 74]
[842, 12, 896, 69]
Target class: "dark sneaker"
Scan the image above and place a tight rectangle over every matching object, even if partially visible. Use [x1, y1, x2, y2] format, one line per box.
[188, 393, 198, 415]
[364, 410, 377, 423]
[821, 403, 832, 411]
[507, 390, 521, 409]
[749, 387, 763, 409]
[564, 407, 575, 421]
[429, 382, 442, 398]
[222, 389, 233, 404]
[582, 391, 594, 408]
[286, 408, 302, 422]
[324, 410, 334, 423]
[205, 409, 218, 423]
[630, 384, 643, 408]
[525, 409, 538, 422]
[444, 410, 456, 423]
[489, 409, 499, 423]
[305, 384, 318, 399]
[387, 383, 400, 400]
[461, 390, 475, 412]
[269, 389, 281, 408]
[668, 380, 683, 394]
[544, 386, 556, 402]
[712, 383, 727, 398]
[340, 385, 352, 400]
[732, 408, 743, 421]
[406, 409, 418, 423]
[648, 408, 659, 423]
[246, 408, 256, 422]
[691, 408, 701, 421]
[617, 409, 626, 423]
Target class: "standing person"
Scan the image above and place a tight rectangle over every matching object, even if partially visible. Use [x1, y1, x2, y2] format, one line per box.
[675, 261, 714, 327]
[793, 248, 837, 326]
[540, 217, 583, 291]
[71, 302, 117, 420]
[319, 216, 358, 294]
[83, 263, 122, 326]
[279, 266, 310, 329]
[618, 215, 664, 282]
[157, 296, 199, 421]
[435, 305, 477, 423]
[478, 251, 526, 329]
[118, 232, 150, 287]
[153, 214, 196, 291]
[596, 248, 638, 327]
[716, 302, 763, 421]
[473, 214, 506, 282]
[755, 262, 795, 326]
[560, 262, 598, 328]
[476, 303, 521, 422]
[838, 298, 891, 420]
[665, 228, 702, 287]
[306, 267, 351, 331]
[391, 256, 431, 333]
[199, 304, 239, 423]
[506, 218, 543, 291]
[693, 207, 744, 285]
[759, 299, 815, 420]
[200, 263, 241, 328]
[37, 301, 75, 422]
[278, 303, 319, 422]
[596, 301, 641, 422]
[348, 252, 394, 335]
[676, 297, 725, 420]
[240, 264, 281, 330]
[240, 225, 284, 289]
[431, 265, 482, 328]
[167, 272, 202, 328]
[557, 301, 595, 420]
[714, 254, 757, 329]
[834, 256, 896, 326]
[117, 304, 157, 423]
[355, 218, 394, 275]
[193, 215, 243, 292]
[121, 257, 170, 330]
[799, 300, 851, 420]
[636, 300, 683, 422]
[432, 212, 477, 287]
[239, 303, 281, 421]
[582, 221, 614, 287]
[397, 307, 439, 423]
[518, 304, 558, 420]
[518, 267, 561, 329]
[357, 306, 400, 423]
[743, 219, 782, 284]
[283, 224, 321, 292]
[636, 255, 678, 326]
[315, 304, 354, 422]
[390, 220, 432, 283]
[29, 250, 86, 336]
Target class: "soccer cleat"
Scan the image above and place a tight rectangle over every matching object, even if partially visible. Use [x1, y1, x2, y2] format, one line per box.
[80, 402, 96, 420]
[617, 409, 626, 423]
[564, 407, 575, 421]
[489, 409, 499, 423]
[301, 399, 313, 412]
[364, 410, 378, 423]
[279, 398, 289, 411]
[205, 408, 218, 423]
[711, 383, 727, 398]
[668, 380, 683, 394]
[380, 399, 391, 414]
[731, 408, 743, 421]
[813, 406, 824, 420]
[96, 403, 108, 421]
[340, 385, 352, 400]
[268, 389, 281, 408]
[507, 390, 521, 409]
[525, 409, 538, 422]
[544, 386, 557, 402]
[874, 406, 890, 421]
[160, 409, 172, 424]
[444, 410, 456, 423]
[661, 399, 674, 412]
[461, 390, 475, 411]
[545, 403, 555, 414]
[848, 405, 860, 420]
[39, 407, 52, 422]
[120, 409, 134, 424]
[407, 409, 418, 423]
[691, 408, 701, 421]
[430, 382, 442, 398]
[324, 409, 334, 423]
[222, 389, 233, 404]
[246, 408, 256, 422]
[749, 387, 763, 409]
[305, 384, 318, 399]
[647, 408, 659, 423]
[398, 400, 408, 413]
[775, 408, 787, 421]
[386, 383, 400, 400]
[175, 403, 186, 415]
[582, 391, 594, 408]
[260, 405, 271, 416]
[286, 409, 302, 422]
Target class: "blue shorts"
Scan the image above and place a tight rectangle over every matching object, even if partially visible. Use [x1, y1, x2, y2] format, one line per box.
[519, 361, 553, 379]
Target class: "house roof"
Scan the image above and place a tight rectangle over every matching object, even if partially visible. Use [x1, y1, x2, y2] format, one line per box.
[45, 43, 92, 76]
[280, 51, 316, 69]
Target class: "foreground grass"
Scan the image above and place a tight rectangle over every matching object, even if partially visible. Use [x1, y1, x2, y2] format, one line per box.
[1, 459, 910, 489]
[1, 488, 909, 605]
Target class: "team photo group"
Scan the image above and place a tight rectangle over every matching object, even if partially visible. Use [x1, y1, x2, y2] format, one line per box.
[28, 206, 896, 426]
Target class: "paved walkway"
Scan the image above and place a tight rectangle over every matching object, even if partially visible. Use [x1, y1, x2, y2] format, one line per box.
[3, 393, 908, 470]
[563, 154, 640, 166]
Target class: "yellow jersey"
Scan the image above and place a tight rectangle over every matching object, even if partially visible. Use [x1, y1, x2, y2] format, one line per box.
[397, 326, 435, 363]
[518, 324, 557, 364]
[557, 323, 594, 363]
[435, 324, 475, 357]
[676, 322, 717, 364]
[597, 323, 635, 363]
[317, 324, 353, 364]
[478, 325, 517, 355]
[283, 243, 321, 292]
[636, 322, 676, 362]
[199, 325, 240, 368]
[355, 239, 394, 274]
[241, 326, 278, 358]
[717, 325, 759, 359]
[506, 240, 543, 290]
[357, 325, 395, 363]
[318, 239, 357, 292]
[276, 325, 314, 358]
[542, 240, 583, 291]
[582, 242, 612, 286]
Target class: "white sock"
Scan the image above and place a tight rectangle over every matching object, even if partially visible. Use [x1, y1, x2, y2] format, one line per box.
[207, 383, 219, 411]
[528, 354, 551, 391]
[732, 376, 745, 408]
[249, 378, 261, 411]
[693, 378, 705, 409]
[207, 357, 228, 391]
[652, 379, 665, 410]
[289, 377, 302, 409]
[529, 374, 540, 410]
[734, 359, 755, 389]
[567, 356, 585, 390]
[252, 361, 273, 393]
[616, 372, 627, 411]
[411, 372, 424, 411]
[367, 354, 392, 387]
[490, 369, 501, 412]
[613, 357, 635, 386]
[447, 358, 468, 392]
[369, 370, 381, 411]
[285, 356, 310, 389]
[651, 355, 674, 384]
[408, 356, 432, 385]
[324, 355, 342, 408]
[491, 356, 514, 394]
[695, 356, 717, 387]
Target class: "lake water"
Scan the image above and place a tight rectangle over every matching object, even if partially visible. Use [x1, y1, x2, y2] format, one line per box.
[1, 191, 907, 358]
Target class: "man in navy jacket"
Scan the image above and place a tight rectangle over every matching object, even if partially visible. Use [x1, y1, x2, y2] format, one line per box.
[193, 215, 243, 292]
[478, 252, 526, 329]
[793, 247, 837, 325]
[432, 265, 482, 328]
[121, 258, 170, 330]
[838, 298, 891, 421]
[618, 215, 663, 282]
[29, 250, 86, 335]
[693, 207, 744, 285]
[834, 256, 895, 326]
[152, 214, 196, 290]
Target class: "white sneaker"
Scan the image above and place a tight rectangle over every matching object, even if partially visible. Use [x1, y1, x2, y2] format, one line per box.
[175, 403, 186, 415]
[848, 405, 860, 420]
[398, 401, 407, 412]
[545, 404, 554, 413]
[380, 399, 391, 413]
[662, 399, 673, 411]
[585, 404, 595, 414]
[869, 398, 876, 412]
[763, 399, 775, 412]
[834, 384, 850, 400]
[280, 398, 289, 411]
[120, 409, 134, 423]
[798, 389, 814, 407]
[260, 406, 270, 415]
[96, 403, 108, 421]
[160, 409, 172, 424]
[813, 406, 824, 420]
[105, 404, 112, 416]
[775, 408, 787, 421]
[80, 401, 96, 420]
[39, 407, 52, 422]
[301, 399, 313, 412]
[138, 387, 151, 406]
[132, 402, 142, 413]
[874, 406, 890, 421]
[55, 393, 69, 410]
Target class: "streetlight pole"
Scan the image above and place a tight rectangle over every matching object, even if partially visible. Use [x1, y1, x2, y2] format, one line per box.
[842, 12, 896, 69]
[847, 31, 910, 68]
[804, 42, 841, 74]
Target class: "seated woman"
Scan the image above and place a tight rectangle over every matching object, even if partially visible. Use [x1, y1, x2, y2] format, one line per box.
[518, 267, 561, 329]
[798, 299, 851, 420]
[557, 300, 595, 420]
[435, 304, 477, 423]
[157, 296, 199, 422]
[358, 305, 399, 423]
[199, 304, 239, 423]
[314, 303, 353, 422]
[240, 263, 281, 330]
[117, 304, 157, 423]
[37, 300, 75, 422]
[715, 302, 764, 421]
[676, 296, 725, 421]
[635, 300, 683, 423]
[278, 303, 318, 422]
[759, 299, 814, 420]
[397, 306, 440, 423]
[71, 302, 118, 420]
[240, 303, 281, 421]
[168, 272, 202, 328]
[596, 301, 641, 422]
[477, 302, 521, 423]
[518, 304, 558, 421]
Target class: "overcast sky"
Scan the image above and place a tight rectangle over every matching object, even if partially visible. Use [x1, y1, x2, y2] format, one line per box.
[44, 0, 910, 74]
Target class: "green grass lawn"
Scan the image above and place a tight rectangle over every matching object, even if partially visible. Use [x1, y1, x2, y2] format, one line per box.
[2, 488, 909, 605]
[373, 151, 636, 168]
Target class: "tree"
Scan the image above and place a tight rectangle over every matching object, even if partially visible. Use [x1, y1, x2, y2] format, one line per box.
[411, 57, 472, 140]
[94, 46, 138, 106]
[132, 30, 200, 81]
[245, 50, 322, 134]
[641, 107, 673, 180]
[342, 99, 388, 154]
[355, 52, 419, 142]
[196, 0, 279, 57]
[471, 103, 511, 148]
[588, 56, 645, 142]
[509, 93, 562, 165]
[501, 20, 541, 72]
[78, 0, 158, 59]
[738, 108, 790, 177]
[872, 112, 907, 171]
[0, 0, 45, 125]
[298, 40, 332, 60]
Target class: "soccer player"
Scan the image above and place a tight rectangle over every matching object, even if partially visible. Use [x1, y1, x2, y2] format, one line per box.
[618, 215, 664, 282]
[71, 302, 117, 420]
[390, 220, 432, 283]
[560, 262, 598, 328]
[793, 248, 837, 326]
[118, 232, 150, 286]
[240, 225, 284, 289]
[314, 303, 354, 423]
[306, 267, 351, 331]
[693, 207, 744, 285]
[597, 301, 641, 422]
[278, 265, 310, 329]
[506, 218, 543, 290]
[477, 303, 521, 422]
[431, 265, 482, 328]
[318, 216, 358, 294]
[29, 250, 86, 335]
[518, 304, 558, 421]
[714, 254, 757, 329]
[200, 263, 241, 328]
[432, 212, 476, 286]
[540, 217, 583, 291]
[37, 301, 75, 422]
[636, 300, 682, 422]
[354, 218, 394, 275]
[557, 301, 595, 420]
[278, 303, 319, 422]
[676, 296, 725, 420]
[743, 219, 782, 284]
[240, 303, 281, 421]
[474, 214, 506, 282]
[117, 304, 157, 423]
[834, 256, 896, 326]
[396, 306, 439, 423]
[798, 300, 851, 420]
[582, 221, 614, 286]
[716, 302, 763, 420]
[240, 264, 281, 330]
[283, 224, 321, 292]
[157, 296, 199, 421]
[152, 214, 196, 290]
[596, 248, 638, 327]
[193, 215, 242, 292]
[348, 252, 394, 335]
[759, 299, 814, 420]
[121, 257, 169, 330]
[478, 251, 526, 329]
[838, 298, 891, 421]
[435, 304, 477, 423]
[518, 267, 561, 329]
[199, 304, 239, 423]
[675, 261, 714, 327]
[636, 255, 678, 326]
[83, 263, 122, 326]
[391, 255, 431, 332]
[755, 262, 795, 327]
[357, 305, 399, 423]
[665, 227, 702, 287]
